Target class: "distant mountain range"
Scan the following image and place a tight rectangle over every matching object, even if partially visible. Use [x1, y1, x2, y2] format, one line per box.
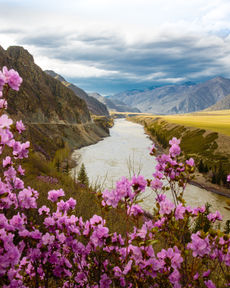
[45, 70, 109, 116]
[88, 92, 141, 113]
[206, 94, 230, 111]
[109, 77, 230, 114]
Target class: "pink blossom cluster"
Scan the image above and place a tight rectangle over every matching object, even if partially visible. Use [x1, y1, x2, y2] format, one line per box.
[0, 67, 230, 287]
[0, 66, 22, 92]
[102, 175, 146, 210]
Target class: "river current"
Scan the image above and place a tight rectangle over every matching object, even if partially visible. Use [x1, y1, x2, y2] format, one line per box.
[72, 119, 230, 221]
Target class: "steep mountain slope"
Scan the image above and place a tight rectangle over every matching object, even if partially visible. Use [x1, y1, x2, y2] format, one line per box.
[0, 46, 109, 157]
[45, 70, 109, 116]
[110, 77, 230, 114]
[206, 94, 230, 111]
[89, 92, 141, 113]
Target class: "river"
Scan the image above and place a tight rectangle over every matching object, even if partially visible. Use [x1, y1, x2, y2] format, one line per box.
[72, 119, 230, 222]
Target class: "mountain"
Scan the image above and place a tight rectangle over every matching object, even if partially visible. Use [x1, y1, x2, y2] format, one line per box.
[206, 94, 230, 111]
[0, 46, 110, 157]
[110, 77, 230, 114]
[45, 70, 109, 116]
[89, 92, 141, 113]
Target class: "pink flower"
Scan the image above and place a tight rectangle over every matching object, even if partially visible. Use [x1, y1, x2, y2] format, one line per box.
[127, 204, 143, 216]
[38, 205, 50, 215]
[152, 170, 164, 179]
[169, 137, 180, 146]
[16, 120, 25, 134]
[159, 198, 175, 215]
[90, 215, 103, 225]
[131, 175, 147, 191]
[3, 156, 12, 167]
[2, 66, 22, 91]
[204, 280, 216, 288]
[0, 70, 5, 89]
[203, 269, 211, 277]
[186, 158, 195, 167]
[169, 269, 181, 287]
[151, 178, 163, 190]
[175, 203, 186, 220]
[57, 200, 70, 212]
[90, 225, 109, 247]
[227, 174, 230, 182]
[157, 246, 183, 269]
[99, 273, 112, 288]
[193, 272, 199, 280]
[17, 165, 25, 175]
[156, 193, 166, 203]
[48, 189, 65, 202]
[44, 216, 55, 227]
[207, 211, 222, 222]
[42, 232, 55, 245]
[154, 217, 166, 228]
[187, 232, 211, 257]
[169, 144, 181, 157]
[149, 143, 156, 154]
[9, 213, 26, 230]
[123, 260, 132, 275]
[66, 197, 76, 209]
[0, 114, 13, 129]
[0, 99, 7, 109]
[18, 187, 38, 209]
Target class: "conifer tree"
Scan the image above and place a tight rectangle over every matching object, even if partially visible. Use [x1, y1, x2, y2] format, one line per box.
[77, 163, 89, 186]
[198, 159, 204, 173]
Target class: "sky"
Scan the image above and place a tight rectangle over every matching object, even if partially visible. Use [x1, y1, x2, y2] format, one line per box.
[1, 0, 230, 95]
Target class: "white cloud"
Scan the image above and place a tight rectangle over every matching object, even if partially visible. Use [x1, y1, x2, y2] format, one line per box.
[1, 0, 230, 93]
[35, 55, 119, 78]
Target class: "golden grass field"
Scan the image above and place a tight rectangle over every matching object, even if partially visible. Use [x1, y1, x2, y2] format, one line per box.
[123, 110, 230, 137]
[160, 110, 230, 136]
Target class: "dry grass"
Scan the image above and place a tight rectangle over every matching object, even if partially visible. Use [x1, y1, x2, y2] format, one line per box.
[149, 110, 230, 137]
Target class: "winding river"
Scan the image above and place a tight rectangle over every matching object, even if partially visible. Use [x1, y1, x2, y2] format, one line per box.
[72, 119, 230, 222]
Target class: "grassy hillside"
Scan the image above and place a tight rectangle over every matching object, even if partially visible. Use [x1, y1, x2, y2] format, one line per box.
[128, 111, 230, 188]
[21, 148, 134, 235]
[160, 110, 230, 136]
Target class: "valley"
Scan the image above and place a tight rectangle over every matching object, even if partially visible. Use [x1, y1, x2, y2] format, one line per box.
[127, 111, 230, 197]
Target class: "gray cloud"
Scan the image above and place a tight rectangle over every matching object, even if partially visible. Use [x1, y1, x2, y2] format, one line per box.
[26, 31, 226, 80]
[2, 15, 230, 94]
[20, 33, 68, 48]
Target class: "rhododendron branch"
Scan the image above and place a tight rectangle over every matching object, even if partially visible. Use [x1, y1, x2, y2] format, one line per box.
[0, 66, 230, 287]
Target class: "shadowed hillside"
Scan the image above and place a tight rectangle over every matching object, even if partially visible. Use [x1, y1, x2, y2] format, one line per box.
[45, 70, 110, 116]
[0, 46, 110, 157]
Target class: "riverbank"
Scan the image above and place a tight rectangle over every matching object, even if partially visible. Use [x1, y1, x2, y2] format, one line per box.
[127, 116, 230, 199]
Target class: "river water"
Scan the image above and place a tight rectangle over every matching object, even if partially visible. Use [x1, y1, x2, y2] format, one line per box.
[72, 119, 230, 222]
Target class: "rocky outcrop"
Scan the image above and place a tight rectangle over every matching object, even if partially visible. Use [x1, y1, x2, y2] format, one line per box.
[0, 46, 110, 157]
[45, 70, 109, 116]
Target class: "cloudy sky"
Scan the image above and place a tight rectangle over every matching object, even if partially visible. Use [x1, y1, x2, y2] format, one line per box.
[1, 0, 230, 95]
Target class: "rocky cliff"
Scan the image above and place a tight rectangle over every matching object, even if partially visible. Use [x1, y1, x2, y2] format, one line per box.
[0, 46, 110, 157]
[45, 70, 109, 116]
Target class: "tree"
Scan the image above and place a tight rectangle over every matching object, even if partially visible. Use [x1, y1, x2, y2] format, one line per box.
[198, 159, 204, 173]
[77, 163, 89, 186]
